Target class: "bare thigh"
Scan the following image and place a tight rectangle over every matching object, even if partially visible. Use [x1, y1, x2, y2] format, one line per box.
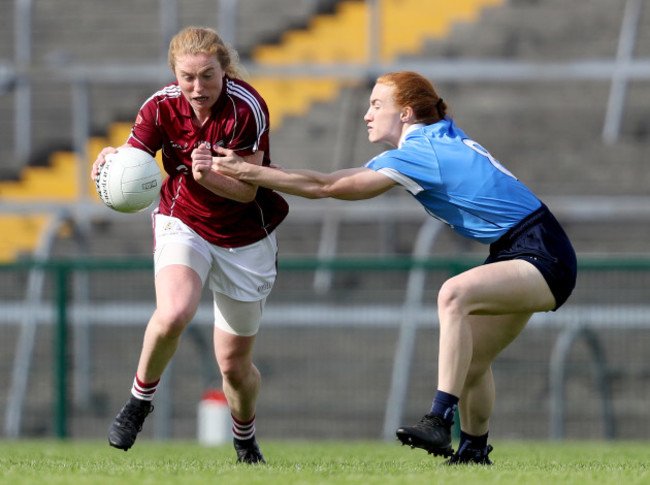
[154, 264, 203, 327]
[441, 259, 556, 316]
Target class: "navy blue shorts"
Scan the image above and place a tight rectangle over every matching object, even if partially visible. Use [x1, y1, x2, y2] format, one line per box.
[484, 204, 577, 310]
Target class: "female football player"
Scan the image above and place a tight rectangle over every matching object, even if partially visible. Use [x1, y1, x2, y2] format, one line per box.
[210, 71, 577, 465]
[91, 26, 288, 464]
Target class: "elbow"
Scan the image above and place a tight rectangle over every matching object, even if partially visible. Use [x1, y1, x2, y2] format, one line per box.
[305, 185, 336, 199]
[303, 191, 327, 200]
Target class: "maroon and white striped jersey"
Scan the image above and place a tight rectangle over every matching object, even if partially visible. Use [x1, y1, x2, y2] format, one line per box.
[128, 76, 288, 247]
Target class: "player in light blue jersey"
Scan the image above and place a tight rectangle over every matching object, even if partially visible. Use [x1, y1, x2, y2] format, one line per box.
[364, 119, 543, 244]
[212, 71, 577, 465]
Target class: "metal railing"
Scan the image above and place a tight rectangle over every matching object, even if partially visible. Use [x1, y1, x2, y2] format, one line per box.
[2, 255, 650, 440]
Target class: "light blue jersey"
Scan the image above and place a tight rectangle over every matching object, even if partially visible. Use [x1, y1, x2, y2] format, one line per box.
[364, 119, 542, 244]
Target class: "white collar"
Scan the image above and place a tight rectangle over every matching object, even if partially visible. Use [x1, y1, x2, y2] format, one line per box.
[398, 123, 426, 148]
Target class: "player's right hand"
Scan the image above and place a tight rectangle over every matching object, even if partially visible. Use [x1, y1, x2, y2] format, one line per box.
[91, 146, 118, 181]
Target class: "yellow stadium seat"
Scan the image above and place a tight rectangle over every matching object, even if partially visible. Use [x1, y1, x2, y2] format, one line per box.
[253, 0, 502, 128]
[0, 126, 133, 261]
[0, 214, 51, 262]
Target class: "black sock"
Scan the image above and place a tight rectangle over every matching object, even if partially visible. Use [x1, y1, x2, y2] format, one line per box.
[458, 430, 489, 454]
[430, 390, 459, 425]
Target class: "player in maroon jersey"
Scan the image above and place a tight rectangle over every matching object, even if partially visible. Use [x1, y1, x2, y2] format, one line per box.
[91, 26, 288, 464]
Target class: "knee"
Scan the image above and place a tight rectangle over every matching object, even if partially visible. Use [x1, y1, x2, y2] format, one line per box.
[437, 278, 468, 317]
[152, 305, 195, 339]
[218, 353, 253, 386]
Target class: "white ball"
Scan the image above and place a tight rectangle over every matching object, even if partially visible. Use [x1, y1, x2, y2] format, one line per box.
[95, 147, 163, 213]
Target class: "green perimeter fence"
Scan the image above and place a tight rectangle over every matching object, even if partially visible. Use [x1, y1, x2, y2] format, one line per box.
[1, 255, 650, 442]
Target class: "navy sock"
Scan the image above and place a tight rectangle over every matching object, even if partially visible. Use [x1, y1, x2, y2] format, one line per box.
[459, 430, 489, 452]
[430, 390, 459, 425]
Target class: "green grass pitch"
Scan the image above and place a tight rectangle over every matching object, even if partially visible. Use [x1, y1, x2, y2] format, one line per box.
[0, 440, 648, 484]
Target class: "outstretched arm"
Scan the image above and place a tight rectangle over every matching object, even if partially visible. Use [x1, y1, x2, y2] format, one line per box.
[212, 146, 395, 201]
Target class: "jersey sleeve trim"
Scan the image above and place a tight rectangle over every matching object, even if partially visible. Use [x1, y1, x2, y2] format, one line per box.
[376, 167, 424, 195]
[127, 133, 157, 155]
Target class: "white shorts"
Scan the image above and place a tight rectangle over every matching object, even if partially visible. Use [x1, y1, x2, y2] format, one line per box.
[153, 213, 278, 336]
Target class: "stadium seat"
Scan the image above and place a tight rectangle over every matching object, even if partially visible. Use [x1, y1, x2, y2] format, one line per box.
[0, 214, 51, 262]
[0, 130, 131, 261]
[250, 0, 502, 128]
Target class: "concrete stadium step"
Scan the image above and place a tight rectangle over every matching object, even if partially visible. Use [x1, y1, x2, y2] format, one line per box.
[380, 0, 503, 60]
[251, 77, 341, 130]
[0, 120, 161, 262]
[253, 0, 502, 64]
[418, 0, 624, 59]
[251, 0, 500, 128]
[30, 0, 160, 65]
[254, 1, 367, 64]
[234, 0, 336, 57]
[0, 152, 80, 201]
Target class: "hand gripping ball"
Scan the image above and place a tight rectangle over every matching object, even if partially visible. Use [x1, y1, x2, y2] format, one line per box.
[95, 147, 162, 213]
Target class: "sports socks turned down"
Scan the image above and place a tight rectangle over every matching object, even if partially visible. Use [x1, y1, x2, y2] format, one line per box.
[131, 375, 160, 401]
[232, 414, 256, 441]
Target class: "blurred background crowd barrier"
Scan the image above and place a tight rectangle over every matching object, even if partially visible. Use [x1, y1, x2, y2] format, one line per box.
[1, 255, 650, 441]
